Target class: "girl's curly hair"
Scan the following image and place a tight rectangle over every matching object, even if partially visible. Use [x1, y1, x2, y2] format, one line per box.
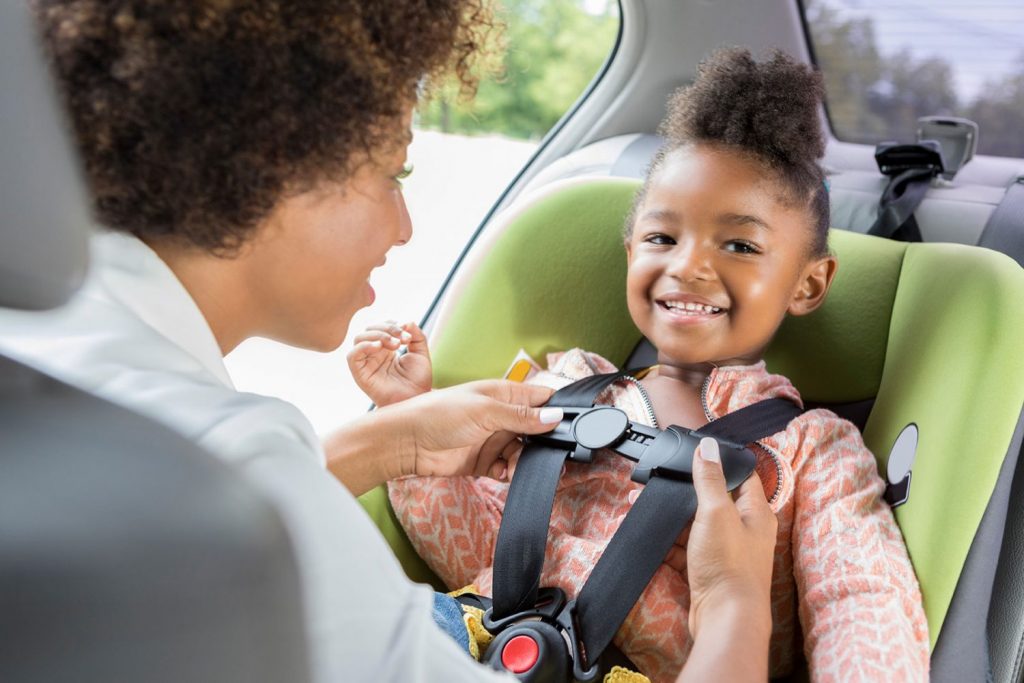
[33, 0, 495, 253]
[629, 47, 830, 256]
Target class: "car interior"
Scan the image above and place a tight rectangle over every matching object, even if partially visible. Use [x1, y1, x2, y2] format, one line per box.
[3, 0, 1023, 681]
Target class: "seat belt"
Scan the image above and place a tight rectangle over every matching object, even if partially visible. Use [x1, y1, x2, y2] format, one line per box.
[487, 371, 802, 679]
[977, 178, 1024, 268]
[867, 167, 931, 242]
[869, 141, 945, 242]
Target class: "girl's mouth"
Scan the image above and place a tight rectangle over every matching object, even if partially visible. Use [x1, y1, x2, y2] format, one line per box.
[657, 299, 726, 317]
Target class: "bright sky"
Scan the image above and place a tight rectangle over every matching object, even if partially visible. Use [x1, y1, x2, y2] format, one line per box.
[820, 0, 1024, 101]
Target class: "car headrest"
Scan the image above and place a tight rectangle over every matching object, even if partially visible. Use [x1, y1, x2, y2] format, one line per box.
[0, 2, 91, 311]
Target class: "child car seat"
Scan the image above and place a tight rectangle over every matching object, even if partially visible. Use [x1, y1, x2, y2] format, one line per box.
[360, 176, 1024, 682]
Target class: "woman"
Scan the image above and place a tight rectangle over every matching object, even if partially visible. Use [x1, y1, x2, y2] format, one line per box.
[2, 2, 774, 680]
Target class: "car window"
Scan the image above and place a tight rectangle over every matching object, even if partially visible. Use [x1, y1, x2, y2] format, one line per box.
[225, 0, 620, 435]
[804, 0, 1024, 158]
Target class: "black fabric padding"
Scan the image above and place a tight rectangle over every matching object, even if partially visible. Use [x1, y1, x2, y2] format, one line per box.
[0, 355, 310, 683]
[987, 408, 1024, 683]
[932, 406, 1024, 683]
[978, 180, 1024, 268]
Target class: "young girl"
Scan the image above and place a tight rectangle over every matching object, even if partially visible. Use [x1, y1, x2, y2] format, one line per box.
[348, 48, 930, 682]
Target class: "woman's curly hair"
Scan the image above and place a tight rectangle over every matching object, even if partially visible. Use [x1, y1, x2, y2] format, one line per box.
[33, 0, 494, 253]
[630, 47, 830, 256]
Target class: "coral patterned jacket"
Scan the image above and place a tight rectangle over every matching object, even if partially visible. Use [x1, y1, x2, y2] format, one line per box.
[388, 349, 929, 682]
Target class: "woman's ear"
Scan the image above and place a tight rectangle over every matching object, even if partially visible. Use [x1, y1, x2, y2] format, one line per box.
[788, 254, 838, 317]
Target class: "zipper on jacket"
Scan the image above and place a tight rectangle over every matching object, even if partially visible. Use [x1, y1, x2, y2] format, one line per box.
[623, 374, 659, 429]
[699, 374, 784, 506]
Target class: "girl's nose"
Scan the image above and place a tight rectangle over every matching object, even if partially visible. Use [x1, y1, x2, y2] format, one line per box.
[666, 242, 714, 281]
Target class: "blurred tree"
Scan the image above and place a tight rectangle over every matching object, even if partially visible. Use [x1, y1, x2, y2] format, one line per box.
[807, 0, 1023, 159]
[870, 52, 959, 143]
[805, 0, 888, 142]
[969, 55, 1024, 157]
[418, 0, 619, 140]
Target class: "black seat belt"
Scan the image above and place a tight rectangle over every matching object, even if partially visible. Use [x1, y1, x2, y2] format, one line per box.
[978, 178, 1024, 268]
[868, 167, 930, 242]
[869, 141, 945, 243]
[486, 371, 802, 679]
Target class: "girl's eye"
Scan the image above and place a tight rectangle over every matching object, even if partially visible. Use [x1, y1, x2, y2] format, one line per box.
[724, 240, 760, 255]
[393, 163, 413, 188]
[643, 233, 676, 246]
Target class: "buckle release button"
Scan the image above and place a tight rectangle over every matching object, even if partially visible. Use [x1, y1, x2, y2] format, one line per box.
[501, 634, 539, 673]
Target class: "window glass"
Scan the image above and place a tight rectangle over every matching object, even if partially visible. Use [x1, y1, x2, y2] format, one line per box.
[226, 1, 620, 435]
[804, 0, 1024, 158]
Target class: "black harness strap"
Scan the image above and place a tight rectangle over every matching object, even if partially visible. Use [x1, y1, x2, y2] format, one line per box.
[692, 397, 804, 447]
[573, 397, 802, 665]
[490, 369, 804, 672]
[491, 371, 629, 618]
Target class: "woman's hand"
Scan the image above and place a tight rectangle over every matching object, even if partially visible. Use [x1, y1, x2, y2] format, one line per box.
[325, 379, 562, 495]
[386, 380, 562, 480]
[686, 436, 776, 636]
[346, 321, 432, 406]
[675, 436, 777, 683]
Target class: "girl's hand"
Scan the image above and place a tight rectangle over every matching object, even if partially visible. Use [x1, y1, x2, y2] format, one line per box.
[347, 321, 432, 406]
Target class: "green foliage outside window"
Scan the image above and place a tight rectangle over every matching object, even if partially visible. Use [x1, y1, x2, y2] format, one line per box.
[418, 0, 619, 140]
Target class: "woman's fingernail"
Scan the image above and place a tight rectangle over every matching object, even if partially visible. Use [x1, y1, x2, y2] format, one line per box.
[370, 340, 382, 349]
[498, 464, 508, 480]
[628, 489, 639, 504]
[539, 407, 564, 424]
[401, 332, 412, 342]
[699, 437, 720, 463]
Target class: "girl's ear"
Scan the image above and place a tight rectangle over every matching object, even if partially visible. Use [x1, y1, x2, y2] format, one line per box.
[788, 254, 838, 317]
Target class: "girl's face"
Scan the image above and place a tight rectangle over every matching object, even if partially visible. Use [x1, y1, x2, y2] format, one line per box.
[625, 144, 836, 371]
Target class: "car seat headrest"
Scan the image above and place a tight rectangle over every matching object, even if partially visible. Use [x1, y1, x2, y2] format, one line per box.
[0, 2, 91, 311]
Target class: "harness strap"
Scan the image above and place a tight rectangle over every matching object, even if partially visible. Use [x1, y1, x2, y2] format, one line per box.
[491, 371, 630, 618]
[692, 397, 804, 447]
[490, 442, 575, 616]
[574, 397, 803, 664]
[574, 476, 697, 662]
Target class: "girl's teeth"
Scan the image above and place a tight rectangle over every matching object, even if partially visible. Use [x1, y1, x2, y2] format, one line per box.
[663, 301, 721, 314]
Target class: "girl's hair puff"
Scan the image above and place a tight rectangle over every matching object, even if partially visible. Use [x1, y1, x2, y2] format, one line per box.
[628, 47, 830, 256]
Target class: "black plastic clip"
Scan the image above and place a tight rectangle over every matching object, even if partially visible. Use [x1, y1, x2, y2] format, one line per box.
[528, 406, 632, 463]
[482, 587, 567, 634]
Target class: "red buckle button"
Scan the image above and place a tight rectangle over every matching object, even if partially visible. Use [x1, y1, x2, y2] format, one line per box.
[501, 634, 539, 673]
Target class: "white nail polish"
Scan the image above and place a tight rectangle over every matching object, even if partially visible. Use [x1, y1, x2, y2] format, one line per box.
[539, 407, 563, 424]
[699, 437, 720, 463]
